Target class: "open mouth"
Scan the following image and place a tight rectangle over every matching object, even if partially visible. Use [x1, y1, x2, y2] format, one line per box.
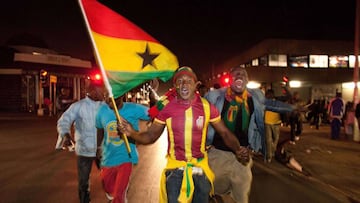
[233, 79, 244, 88]
[181, 87, 189, 95]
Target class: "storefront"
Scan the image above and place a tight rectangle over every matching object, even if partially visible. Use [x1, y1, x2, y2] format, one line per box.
[0, 45, 95, 116]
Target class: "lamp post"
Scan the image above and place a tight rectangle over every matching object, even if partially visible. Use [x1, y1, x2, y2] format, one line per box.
[354, 0, 360, 105]
[37, 69, 48, 116]
[353, 0, 360, 142]
[37, 76, 44, 116]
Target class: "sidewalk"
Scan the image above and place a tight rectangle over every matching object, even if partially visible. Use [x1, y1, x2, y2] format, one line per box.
[0, 112, 53, 120]
[256, 123, 360, 202]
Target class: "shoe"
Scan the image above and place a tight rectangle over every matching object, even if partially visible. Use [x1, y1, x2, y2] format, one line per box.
[289, 141, 296, 145]
[294, 136, 300, 141]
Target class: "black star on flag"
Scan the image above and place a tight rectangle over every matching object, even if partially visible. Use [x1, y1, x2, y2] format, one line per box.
[137, 44, 160, 69]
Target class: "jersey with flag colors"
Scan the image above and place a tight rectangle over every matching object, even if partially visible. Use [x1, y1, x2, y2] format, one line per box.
[79, 0, 179, 98]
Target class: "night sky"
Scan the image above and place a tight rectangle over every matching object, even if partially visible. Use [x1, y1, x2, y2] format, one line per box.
[0, 0, 356, 73]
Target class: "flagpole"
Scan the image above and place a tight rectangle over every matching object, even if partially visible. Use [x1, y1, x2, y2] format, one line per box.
[78, 0, 132, 155]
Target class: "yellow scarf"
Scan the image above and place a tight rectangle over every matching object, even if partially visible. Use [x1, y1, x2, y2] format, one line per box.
[226, 88, 249, 111]
[159, 155, 214, 203]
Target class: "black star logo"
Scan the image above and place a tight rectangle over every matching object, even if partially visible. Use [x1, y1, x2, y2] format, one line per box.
[137, 44, 159, 69]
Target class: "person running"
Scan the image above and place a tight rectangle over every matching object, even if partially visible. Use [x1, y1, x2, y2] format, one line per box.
[264, 89, 282, 163]
[56, 82, 104, 203]
[205, 66, 294, 203]
[119, 66, 250, 203]
[95, 93, 151, 203]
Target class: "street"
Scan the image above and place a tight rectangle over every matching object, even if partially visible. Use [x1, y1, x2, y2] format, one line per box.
[0, 114, 358, 203]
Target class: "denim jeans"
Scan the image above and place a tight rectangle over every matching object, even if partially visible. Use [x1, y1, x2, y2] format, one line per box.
[77, 156, 95, 203]
[331, 118, 341, 139]
[165, 168, 211, 203]
[289, 114, 302, 141]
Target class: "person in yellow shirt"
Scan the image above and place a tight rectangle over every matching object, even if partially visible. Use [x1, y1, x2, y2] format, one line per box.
[264, 89, 282, 163]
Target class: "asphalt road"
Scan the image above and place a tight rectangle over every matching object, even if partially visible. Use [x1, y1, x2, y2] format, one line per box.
[0, 114, 357, 203]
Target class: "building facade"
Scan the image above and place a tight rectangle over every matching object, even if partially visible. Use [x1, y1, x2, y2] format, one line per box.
[0, 45, 96, 115]
[207, 39, 358, 103]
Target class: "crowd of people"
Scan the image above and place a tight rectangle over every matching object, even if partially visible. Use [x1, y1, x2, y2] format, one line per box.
[55, 65, 352, 203]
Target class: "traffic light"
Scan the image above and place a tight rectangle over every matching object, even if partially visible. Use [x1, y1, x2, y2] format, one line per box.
[281, 75, 290, 95]
[220, 74, 231, 87]
[92, 73, 101, 81]
[282, 76, 289, 83]
[40, 69, 48, 85]
[87, 72, 102, 84]
[282, 75, 289, 87]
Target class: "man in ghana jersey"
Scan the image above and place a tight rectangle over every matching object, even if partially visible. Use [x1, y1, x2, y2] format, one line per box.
[119, 66, 250, 203]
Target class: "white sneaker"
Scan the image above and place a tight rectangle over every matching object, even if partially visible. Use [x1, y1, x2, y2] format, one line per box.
[295, 136, 300, 141]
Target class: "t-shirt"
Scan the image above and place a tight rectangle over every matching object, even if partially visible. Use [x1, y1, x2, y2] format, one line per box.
[95, 102, 150, 167]
[155, 96, 220, 161]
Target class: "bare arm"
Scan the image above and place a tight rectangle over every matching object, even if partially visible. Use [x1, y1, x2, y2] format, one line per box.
[96, 128, 104, 159]
[97, 128, 104, 147]
[119, 120, 165, 145]
[211, 120, 250, 164]
[211, 120, 241, 151]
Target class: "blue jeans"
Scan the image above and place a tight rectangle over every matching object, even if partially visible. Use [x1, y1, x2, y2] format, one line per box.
[331, 118, 341, 139]
[290, 114, 302, 141]
[77, 156, 95, 203]
[165, 168, 211, 203]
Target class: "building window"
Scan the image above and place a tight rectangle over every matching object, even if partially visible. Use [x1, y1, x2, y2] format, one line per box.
[349, 55, 360, 68]
[329, 55, 349, 68]
[251, 58, 259, 66]
[309, 55, 328, 68]
[288, 55, 308, 68]
[259, 55, 268, 66]
[268, 54, 287, 67]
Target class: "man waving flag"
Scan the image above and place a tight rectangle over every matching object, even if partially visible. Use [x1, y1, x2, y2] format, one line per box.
[78, 0, 179, 154]
[78, 0, 179, 99]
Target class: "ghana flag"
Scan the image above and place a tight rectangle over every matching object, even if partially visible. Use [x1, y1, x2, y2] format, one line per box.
[79, 0, 179, 98]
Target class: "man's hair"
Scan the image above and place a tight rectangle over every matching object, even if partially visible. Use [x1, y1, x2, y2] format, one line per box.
[229, 66, 246, 73]
[265, 89, 275, 98]
[229, 66, 248, 79]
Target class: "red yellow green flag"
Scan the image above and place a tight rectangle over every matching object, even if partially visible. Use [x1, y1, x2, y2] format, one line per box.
[79, 0, 179, 98]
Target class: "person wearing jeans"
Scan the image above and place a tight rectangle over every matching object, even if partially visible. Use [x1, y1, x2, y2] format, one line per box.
[57, 82, 104, 203]
[119, 67, 249, 203]
[328, 92, 345, 140]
